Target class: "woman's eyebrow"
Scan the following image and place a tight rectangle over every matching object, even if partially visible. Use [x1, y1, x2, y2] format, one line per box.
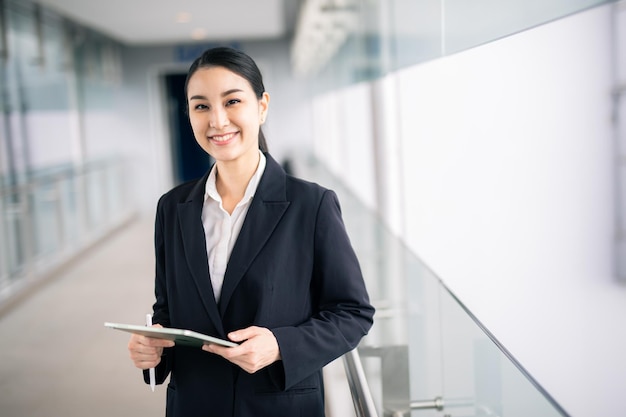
[222, 88, 243, 97]
[188, 89, 243, 101]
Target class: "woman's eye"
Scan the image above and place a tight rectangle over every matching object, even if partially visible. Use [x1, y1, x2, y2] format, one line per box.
[194, 104, 208, 110]
[226, 99, 240, 106]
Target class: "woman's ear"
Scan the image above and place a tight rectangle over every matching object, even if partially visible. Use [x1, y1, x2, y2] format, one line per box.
[259, 92, 270, 124]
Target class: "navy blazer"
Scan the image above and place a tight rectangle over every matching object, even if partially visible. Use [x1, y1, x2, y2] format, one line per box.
[148, 153, 374, 417]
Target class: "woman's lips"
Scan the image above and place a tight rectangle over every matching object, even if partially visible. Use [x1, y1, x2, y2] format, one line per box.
[209, 132, 238, 145]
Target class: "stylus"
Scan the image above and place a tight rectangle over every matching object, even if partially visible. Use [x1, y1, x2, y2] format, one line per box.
[146, 313, 156, 392]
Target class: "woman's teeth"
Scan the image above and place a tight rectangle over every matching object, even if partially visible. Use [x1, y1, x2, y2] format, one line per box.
[211, 132, 236, 142]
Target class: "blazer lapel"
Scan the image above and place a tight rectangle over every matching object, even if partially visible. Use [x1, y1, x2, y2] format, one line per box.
[219, 155, 290, 316]
[177, 174, 225, 336]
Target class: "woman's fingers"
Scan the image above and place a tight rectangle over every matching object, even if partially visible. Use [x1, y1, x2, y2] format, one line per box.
[128, 333, 173, 369]
[203, 326, 280, 373]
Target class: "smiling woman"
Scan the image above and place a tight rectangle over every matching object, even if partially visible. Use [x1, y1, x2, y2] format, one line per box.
[186, 67, 269, 172]
[124, 46, 375, 417]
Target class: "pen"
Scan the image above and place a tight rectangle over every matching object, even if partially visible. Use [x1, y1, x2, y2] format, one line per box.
[146, 313, 156, 392]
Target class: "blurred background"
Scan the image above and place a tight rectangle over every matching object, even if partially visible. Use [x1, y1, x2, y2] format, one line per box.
[0, 0, 625, 416]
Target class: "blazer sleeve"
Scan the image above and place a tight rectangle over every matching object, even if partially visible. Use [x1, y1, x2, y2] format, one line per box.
[271, 190, 375, 390]
[142, 194, 173, 385]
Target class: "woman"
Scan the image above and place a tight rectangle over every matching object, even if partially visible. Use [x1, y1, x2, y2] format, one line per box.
[128, 46, 374, 417]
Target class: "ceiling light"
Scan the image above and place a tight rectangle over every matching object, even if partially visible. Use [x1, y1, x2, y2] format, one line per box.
[191, 28, 207, 40]
[176, 12, 192, 23]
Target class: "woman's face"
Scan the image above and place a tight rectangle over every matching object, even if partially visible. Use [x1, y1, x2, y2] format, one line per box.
[186, 66, 269, 166]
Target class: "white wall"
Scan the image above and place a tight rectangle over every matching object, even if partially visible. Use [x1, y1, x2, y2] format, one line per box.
[398, 5, 625, 416]
[312, 83, 378, 211]
[118, 46, 177, 215]
[314, 3, 626, 416]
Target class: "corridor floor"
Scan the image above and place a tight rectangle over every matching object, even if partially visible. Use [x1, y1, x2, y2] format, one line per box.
[0, 217, 166, 417]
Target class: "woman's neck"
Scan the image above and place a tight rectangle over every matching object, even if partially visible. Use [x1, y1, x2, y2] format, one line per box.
[215, 151, 260, 213]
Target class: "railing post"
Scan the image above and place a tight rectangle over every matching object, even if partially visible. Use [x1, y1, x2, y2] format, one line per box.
[343, 348, 379, 417]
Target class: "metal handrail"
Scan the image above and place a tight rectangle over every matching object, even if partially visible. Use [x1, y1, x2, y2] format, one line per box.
[342, 348, 379, 417]
[0, 159, 113, 197]
[410, 397, 444, 411]
[0, 158, 132, 315]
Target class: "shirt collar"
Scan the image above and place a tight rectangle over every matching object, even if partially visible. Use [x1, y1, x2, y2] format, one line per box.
[204, 150, 267, 205]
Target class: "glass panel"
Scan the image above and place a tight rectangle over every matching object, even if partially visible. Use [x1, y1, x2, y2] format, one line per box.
[389, 0, 443, 71]
[0, 2, 10, 288]
[0, 187, 28, 281]
[5, 0, 36, 183]
[85, 162, 107, 234]
[23, 8, 75, 169]
[59, 173, 79, 247]
[0, 0, 130, 308]
[0, 1, 34, 282]
[313, 0, 386, 92]
[298, 156, 569, 417]
[444, 0, 611, 55]
[0, 158, 131, 303]
[439, 286, 566, 416]
[0, 196, 6, 289]
[30, 178, 61, 258]
[105, 159, 125, 223]
[304, 0, 617, 87]
[0, 0, 9, 186]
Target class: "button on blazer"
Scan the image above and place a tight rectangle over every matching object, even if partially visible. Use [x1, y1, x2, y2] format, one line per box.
[148, 153, 375, 417]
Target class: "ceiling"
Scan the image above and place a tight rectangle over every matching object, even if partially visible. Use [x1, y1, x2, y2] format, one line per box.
[34, 0, 302, 45]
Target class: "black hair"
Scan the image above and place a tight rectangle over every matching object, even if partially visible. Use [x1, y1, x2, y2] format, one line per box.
[185, 46, 268, 152]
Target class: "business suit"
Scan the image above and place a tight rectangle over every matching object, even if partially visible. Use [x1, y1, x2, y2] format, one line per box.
[148, 153, 374, 417]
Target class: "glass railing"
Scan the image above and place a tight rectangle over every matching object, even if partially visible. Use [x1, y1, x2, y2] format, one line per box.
[0, 158, 134, 310]
[295, 156, 569, 417]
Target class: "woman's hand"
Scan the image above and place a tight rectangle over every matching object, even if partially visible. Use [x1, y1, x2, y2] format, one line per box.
[128, 324, 175, 369]
[203, 326, 281, 374]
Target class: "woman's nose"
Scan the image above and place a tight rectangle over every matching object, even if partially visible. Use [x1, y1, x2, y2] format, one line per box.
[209, 108, 229, 129]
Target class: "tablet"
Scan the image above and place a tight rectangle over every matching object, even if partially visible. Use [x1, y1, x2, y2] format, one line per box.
[104, 322, 238, 348]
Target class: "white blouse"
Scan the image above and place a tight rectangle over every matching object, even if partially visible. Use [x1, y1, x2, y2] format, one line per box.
[201, 151, 267, 302]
